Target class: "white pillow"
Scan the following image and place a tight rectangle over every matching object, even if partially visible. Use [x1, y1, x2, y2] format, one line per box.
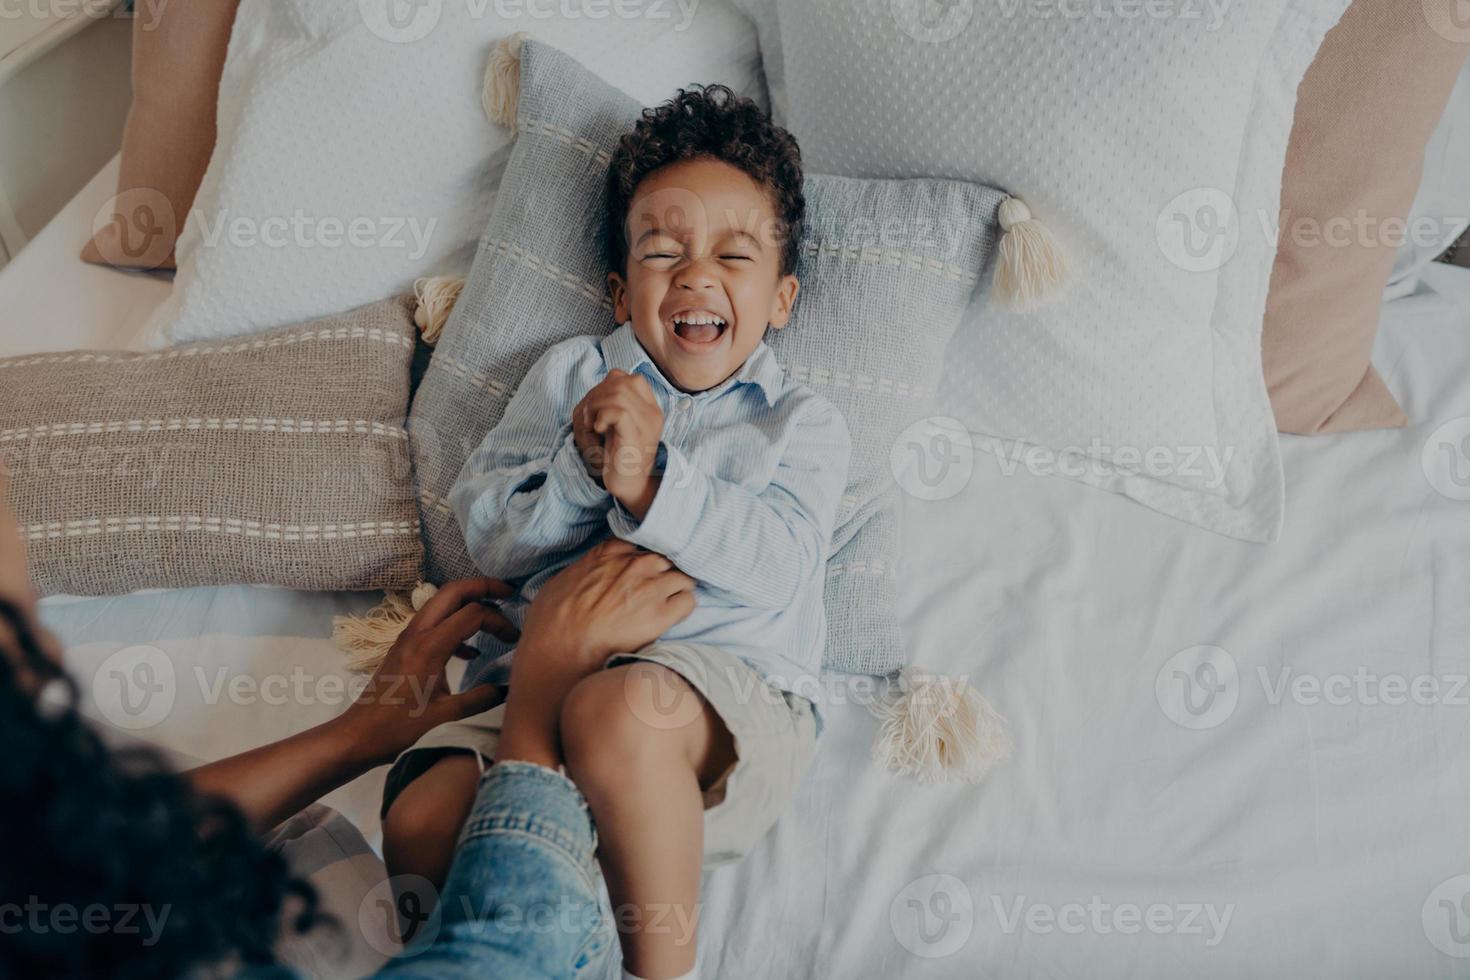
[742, 0, 1350, 542]
[145, 0, 762, 346]
[1387, 58, 1470, 301]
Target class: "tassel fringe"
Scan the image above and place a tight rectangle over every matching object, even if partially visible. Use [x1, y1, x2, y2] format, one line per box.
[994, 196, 1068, 311]
[482, 33, 527, 131]
[412, 276, 465, 345]
[871, 667, 1011, 784]
[332, 582, 440, 673]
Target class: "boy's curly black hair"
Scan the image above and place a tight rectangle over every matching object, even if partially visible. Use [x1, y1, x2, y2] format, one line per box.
[606, 84, 805, 277]
[0, 597, 319, 978]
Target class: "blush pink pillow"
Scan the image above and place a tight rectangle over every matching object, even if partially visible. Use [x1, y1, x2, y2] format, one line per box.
[1263, 0, 1470, 435]
[81, 1, 240, 271]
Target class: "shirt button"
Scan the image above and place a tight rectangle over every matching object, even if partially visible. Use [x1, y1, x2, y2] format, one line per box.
[678, 397, 693, 412]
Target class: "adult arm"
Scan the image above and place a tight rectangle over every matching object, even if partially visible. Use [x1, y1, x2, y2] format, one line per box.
[188, 579, 519, 834]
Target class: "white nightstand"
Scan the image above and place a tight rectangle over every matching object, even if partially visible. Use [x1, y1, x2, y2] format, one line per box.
[0, 0, 130, 268]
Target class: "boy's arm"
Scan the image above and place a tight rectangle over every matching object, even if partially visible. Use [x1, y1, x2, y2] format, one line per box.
[607, 398, 851, 609]
[450, 342, 611, 581]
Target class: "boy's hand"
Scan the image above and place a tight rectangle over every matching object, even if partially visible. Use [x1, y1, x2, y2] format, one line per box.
[571, 396, 605, 481]
[575, 370, 664, 518]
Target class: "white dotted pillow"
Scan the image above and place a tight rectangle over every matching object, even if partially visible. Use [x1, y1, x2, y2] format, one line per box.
[741, 0, 1354, 541]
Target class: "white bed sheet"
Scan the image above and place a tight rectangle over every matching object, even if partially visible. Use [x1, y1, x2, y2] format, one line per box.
[8, 163, 1470, 978]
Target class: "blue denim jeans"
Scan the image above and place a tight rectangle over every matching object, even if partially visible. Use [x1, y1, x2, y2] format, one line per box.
[374, 761, 611, 979]
[243, 762, 609, 978]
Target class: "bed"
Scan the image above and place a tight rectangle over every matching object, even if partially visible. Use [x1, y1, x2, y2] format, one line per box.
[8, 155, 1470, 978]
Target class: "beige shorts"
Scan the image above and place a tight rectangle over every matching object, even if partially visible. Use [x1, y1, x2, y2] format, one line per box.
[382, 641, 817, 867]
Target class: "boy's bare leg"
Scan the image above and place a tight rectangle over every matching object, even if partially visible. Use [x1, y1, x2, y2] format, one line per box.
[381, 752, 483, 933]
[561, 662, 736, 980]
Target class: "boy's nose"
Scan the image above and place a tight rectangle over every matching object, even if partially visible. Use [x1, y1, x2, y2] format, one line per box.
[674, 259, 719, 290]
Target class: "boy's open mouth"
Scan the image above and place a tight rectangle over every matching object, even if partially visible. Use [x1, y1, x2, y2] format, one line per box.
[670, 310, 728, 345]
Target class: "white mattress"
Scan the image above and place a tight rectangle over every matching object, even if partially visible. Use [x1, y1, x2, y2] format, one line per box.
[0, 156, 172, 356]
[9, 164, 1470, 978]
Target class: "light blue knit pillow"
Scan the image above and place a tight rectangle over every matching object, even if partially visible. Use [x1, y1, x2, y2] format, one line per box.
[409, 38, 1005, 675]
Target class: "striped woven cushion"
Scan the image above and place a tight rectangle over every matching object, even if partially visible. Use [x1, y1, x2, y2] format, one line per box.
[1, 297, 422, 596]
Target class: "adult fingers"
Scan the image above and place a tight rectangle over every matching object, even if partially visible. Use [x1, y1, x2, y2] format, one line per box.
[480, 606, 522, 644]
[587, 538, 643, 563]
[432, 683, 505, 726]
[654, 589, 698, 632]
[408, 577, 513, 632]
[658, 569, 697, 596]
[425, 602, 518, 656]
[631, 564, 694, 599]
[667, 590, 697, 618]
[631, 551, 675, 575]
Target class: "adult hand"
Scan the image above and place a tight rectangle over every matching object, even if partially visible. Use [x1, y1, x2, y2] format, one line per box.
[519, 537, 694, 665]
[339, 577, 522, 769]
[191, 576, 522, 831]
[498, 539, 695, 768]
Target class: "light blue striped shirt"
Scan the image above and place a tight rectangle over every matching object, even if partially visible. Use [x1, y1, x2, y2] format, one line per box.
[450, 323, 851, 685]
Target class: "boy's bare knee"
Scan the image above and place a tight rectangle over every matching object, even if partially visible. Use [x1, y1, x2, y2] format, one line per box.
[562, 665, 695, 788]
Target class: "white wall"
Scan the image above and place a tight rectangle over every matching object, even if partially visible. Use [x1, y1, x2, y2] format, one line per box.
[0, 9, 131, 267]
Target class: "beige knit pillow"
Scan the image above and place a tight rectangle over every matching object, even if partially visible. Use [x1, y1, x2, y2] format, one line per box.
[1263, 0, 1470, 435]
[81, 0, 240, 271]
[0, 297, 422, 597]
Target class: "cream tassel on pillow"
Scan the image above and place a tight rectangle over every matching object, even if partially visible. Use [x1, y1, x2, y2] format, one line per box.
[413, 276, 465, 345]
[871, 667, 1011, 784]
[482, 33, 528, 131]
[993, 196, 1068, 311]
[333, 582, 440, 673]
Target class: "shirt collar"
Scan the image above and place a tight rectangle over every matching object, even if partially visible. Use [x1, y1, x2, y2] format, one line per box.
[601, 323, 785, 406]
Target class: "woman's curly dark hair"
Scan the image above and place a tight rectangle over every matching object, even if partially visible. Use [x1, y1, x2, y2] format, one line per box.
[606, 84, 805, 277]
[0, 597, 317, 978]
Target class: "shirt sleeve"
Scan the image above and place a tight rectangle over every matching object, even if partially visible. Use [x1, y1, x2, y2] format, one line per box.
[607, 394, 851, 609]
[449, 341, 611, 581]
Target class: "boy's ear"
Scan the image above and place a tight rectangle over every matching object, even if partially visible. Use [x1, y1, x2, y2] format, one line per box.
[767, 274, 800, 331]
[607, 272, 630, 324]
